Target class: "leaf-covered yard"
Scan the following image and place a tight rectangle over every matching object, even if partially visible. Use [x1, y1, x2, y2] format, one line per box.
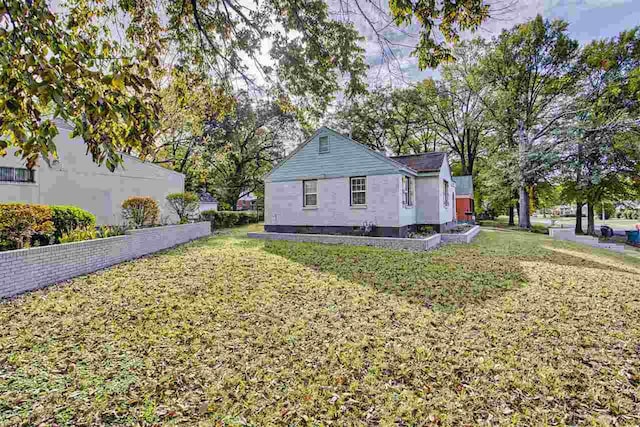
[1, 225, 640, 425]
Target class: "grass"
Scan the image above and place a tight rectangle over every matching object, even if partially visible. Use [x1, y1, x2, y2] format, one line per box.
[2, 224, 640, 425]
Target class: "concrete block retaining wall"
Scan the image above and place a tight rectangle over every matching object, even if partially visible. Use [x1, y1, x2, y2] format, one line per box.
[441, 225, 481, 244]
[0, 222, 211, 299]
[248, 232, 442, 251]
[548, 227, 625, 253]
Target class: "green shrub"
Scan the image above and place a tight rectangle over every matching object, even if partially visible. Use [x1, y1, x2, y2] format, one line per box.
[96, 225, 128, 238]
[50, 205, 96, 242]
[166, 192, 199, 223]
[59, 226, 97, 243]
[0, 203, 54, 250]
[200, 210, 259, 229]
[122, 196, 159, 228]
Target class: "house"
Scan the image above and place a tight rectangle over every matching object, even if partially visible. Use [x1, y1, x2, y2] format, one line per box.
[263, 127, 456, 237]
[0, 120, 184, 224]
[551, 204, 587, 217]
[198, 191, 218, 213]
[452, 175, 474, 222]
[237, 193, 257, 211]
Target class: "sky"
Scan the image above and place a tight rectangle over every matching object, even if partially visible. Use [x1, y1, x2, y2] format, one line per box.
[362, 0, 640, 86]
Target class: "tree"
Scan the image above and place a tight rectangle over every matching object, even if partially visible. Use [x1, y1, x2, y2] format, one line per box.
[3, 0, 494, 167]
[418, 40, 491, 175]
[0, 0, 160, 170]
[203, 94, 298, 209]
[151, 70, 235, 190]
[562, 28, 640, 234]
[481, 16, 580, 229]
[332, 87, 435, 154]
[166, 192, 200, 223]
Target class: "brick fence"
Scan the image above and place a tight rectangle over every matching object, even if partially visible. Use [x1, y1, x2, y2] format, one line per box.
[0, 222, 211, 299]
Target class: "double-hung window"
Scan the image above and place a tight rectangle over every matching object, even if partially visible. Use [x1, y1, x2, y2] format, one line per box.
[319, 136, 329, 153]
[0, 167, 35, 183]
[443, 180, 450, 207]
[350, 177, 366, 206]
[402, 176, 413, 207]
[303, 180, 318, 207]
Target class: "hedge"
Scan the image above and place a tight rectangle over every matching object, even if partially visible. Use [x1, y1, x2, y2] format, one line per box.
[51, 205, 96, 242]
[201, 210, 260, 229]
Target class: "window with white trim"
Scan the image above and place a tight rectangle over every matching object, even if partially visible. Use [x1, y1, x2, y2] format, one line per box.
[350, 176, 366, 206]
[0, 167, 35, 183]
[402, 176, 413, 206]
[443, 180, 450, 207]
[303, 180, 318, 207]
[319, 136, 329, 153]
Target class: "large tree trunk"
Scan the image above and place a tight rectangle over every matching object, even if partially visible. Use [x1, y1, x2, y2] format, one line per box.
[575, 202, 584, 235]
[508, 206, 515, 226]
[518, 185, 531, 229]
[587, 203, 595, 235]
[517, 121, 531, 229]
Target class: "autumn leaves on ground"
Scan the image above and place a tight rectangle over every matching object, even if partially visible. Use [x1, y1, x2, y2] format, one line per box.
[1, 225, 640, 425]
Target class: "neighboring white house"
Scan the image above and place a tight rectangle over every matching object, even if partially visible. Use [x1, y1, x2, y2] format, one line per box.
[198, 191, 218, 213]
[0, 120, 185, 224]
[264, 127, 456, 237]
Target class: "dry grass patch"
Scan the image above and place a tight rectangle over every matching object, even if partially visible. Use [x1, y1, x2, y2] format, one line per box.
[1, 226, 639, 425]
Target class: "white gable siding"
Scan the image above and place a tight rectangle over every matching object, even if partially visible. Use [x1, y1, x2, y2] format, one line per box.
[268, 128, 401, 182]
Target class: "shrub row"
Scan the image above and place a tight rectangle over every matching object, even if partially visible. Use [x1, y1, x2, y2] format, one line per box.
[615, 208, 640, 220]
[0, 203, 99, 250]
[200, 210, 261, 229]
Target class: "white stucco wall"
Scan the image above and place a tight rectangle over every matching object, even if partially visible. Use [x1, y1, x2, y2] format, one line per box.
[265, 174, 402, 227]
[0, 124, 184, 224]
[198, 202, 218, 213]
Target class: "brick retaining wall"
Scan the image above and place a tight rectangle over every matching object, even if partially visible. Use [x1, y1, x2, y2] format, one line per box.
[0, 222, 211, 299]
[248, 232, 442, 251]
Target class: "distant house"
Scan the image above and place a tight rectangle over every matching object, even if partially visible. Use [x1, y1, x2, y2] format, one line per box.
[237, 193, 257, 211]
[198, 191, 218, 212]
[452, 176, 474, 222]
[0, 120, 184, 224]
[552, 204, 587, 217]
[263, 127, 456, 237]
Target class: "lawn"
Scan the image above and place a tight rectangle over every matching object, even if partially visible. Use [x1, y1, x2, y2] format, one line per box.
[1, 225, 640, 425]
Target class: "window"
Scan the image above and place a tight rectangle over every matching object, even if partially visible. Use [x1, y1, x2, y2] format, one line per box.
[303, 180, 317, 207]
[402, 176, 413, 207]
[0, 167, 35, 183]
[350, 177, 366, 206]
[319, 136, 329, 153]
[443, 180, 450, 207]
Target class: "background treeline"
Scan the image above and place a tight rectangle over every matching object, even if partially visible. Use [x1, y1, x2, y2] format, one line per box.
[326, 17, 640, 234]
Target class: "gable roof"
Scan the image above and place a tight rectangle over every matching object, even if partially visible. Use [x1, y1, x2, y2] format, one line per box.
[264, 126, 417, 179]
[198, 191, 218, 203]
[390, 152, 447, 173]
[452, 175, 473, 196]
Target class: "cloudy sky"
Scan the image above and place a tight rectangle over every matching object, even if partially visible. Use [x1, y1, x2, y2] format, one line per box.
[360, 0, 640, 85]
